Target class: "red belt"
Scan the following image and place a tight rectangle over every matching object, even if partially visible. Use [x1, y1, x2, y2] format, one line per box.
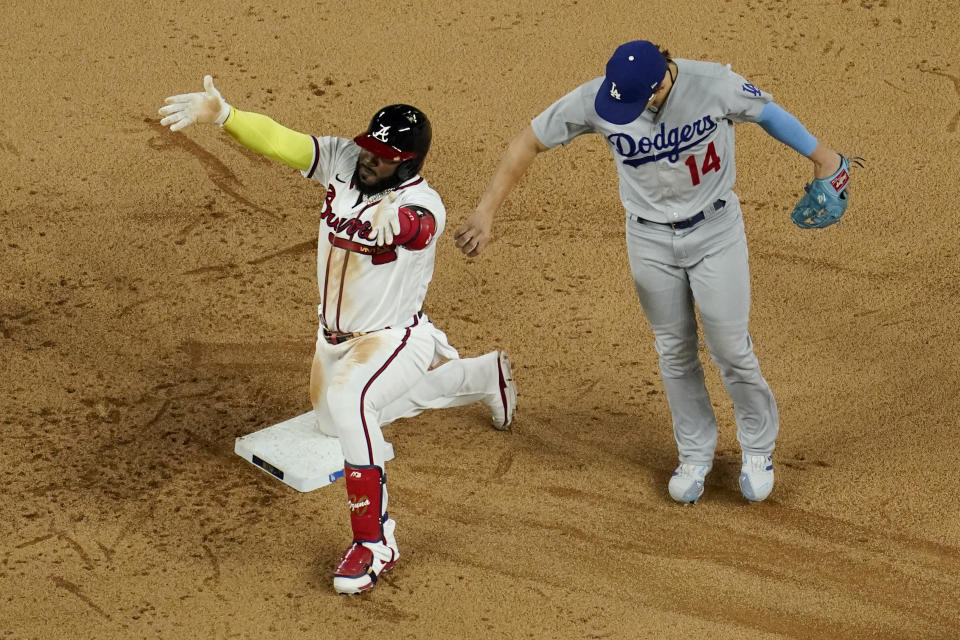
[329, 233, 397, 264]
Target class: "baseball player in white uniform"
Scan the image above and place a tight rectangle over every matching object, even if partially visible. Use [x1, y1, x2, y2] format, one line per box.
[158, 76, 517, 594]
[456, 41, 855, 504]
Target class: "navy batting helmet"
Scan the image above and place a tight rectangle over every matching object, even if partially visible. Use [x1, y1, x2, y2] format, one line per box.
[354, 105, 431, 182]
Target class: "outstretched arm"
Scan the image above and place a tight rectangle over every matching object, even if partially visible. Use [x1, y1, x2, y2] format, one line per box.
[755, 102, 841, 178]
[158, 75, 314, 172]
[222, 110, 314, 172]
[454, 125, 549, 257]
[756, 102, 864, 229]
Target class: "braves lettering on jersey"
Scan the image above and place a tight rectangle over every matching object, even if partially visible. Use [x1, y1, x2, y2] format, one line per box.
[532, 59, 772, 223]
[302, 136, 446, 333]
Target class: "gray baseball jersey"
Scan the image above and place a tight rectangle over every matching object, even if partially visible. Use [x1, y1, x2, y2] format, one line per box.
[531, 59, 773, 224]
[533, 58, 780, 471]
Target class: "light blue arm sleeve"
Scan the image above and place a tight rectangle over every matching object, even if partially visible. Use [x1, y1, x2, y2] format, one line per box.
[755, 102, 818, 157]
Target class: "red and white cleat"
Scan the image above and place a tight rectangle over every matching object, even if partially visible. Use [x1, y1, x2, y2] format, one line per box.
[486, 351, 517, 430]
[333, 541, 398, 595]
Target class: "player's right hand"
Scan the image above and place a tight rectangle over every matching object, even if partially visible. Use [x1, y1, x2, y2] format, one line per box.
[158, 75, 231, 132]
[454, 209, 494, 257]
[369, 192, 402, 247]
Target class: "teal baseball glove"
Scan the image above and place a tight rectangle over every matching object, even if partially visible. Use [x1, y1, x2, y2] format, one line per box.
[791, 155, 865, 229]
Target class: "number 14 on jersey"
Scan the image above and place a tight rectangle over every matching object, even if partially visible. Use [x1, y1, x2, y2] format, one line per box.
[684, 141, 721, 186]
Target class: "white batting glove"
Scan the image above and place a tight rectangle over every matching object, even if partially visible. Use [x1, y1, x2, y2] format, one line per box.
[370, 192, 401, 246]
[158, 75, 231, 132]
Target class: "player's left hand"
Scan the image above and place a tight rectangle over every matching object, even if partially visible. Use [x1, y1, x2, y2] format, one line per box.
[370, 192, 401, 246]
[158, 75, 231, 132]
[791, 154, 865, 229]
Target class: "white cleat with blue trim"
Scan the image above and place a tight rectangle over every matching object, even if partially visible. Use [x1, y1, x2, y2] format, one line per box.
[739, 454, 774, 502]
[668, 463, 711, 504]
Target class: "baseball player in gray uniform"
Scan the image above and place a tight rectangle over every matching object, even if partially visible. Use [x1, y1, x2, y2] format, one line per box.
[159, 76, 518, 593]
[456, 40, 858, 504]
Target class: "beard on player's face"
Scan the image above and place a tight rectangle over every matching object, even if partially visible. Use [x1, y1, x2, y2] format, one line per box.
[353, 160, 402, 196]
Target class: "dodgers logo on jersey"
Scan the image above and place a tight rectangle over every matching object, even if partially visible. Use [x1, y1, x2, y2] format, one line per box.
[608, 116, 719, 167]
[741, 82, 762, 97]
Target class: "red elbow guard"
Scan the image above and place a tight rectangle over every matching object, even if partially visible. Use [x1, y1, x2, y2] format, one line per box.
[394, 207, 436, 250]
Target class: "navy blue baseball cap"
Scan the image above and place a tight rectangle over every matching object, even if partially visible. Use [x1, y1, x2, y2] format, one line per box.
[594, 40, 668, 125]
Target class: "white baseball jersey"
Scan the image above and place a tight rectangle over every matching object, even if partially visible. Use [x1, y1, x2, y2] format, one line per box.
[302, 136, 445, 333]
[532, 59, 773, 223]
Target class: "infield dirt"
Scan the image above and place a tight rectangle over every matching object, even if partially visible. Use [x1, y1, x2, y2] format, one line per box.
[3, 1, 959, 638]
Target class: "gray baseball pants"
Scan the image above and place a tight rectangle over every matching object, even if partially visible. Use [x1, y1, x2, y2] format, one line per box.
[624, 193, 779, 465]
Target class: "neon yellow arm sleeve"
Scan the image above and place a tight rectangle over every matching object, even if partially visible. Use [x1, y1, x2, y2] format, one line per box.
[222, 108, 314, 172]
